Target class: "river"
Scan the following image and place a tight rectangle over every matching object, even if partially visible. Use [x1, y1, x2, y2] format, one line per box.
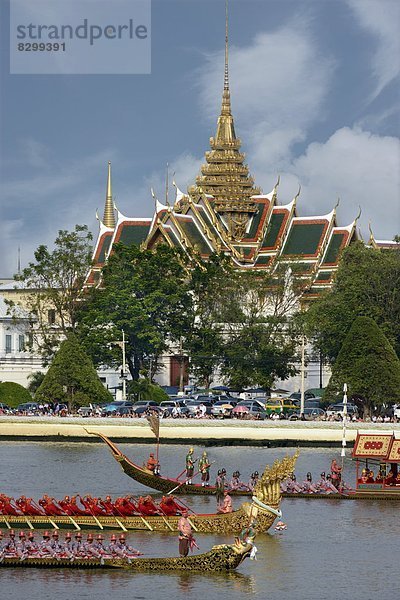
[0, 441, 396, 600]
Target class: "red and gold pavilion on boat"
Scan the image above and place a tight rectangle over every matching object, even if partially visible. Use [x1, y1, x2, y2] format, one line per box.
[352, 432, 400, 493]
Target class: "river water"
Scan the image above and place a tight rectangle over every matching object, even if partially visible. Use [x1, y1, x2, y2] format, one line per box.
[0, 441, 396, 600]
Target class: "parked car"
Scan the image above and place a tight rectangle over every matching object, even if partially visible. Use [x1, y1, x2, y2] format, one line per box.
[191, 394, 217, 404]
[326, 403, 358, 418]
[159, 400, 189, 417]
[101, 401, 134, 416]
[289, 391, 317, 402]
[77, 406, 93, 417]
[232, 401, 267, 419]
[289, 408, 326, 421]
[132, 404, 163, 417]
[17, 402, 39, 414]
[0, 403, 11, 414]
[211, 400, 238, 418]
[185, 400, 213, 417]
[265, 398, 298, 417]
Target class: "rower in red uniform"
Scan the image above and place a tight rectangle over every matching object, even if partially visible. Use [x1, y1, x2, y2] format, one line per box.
[16, 495, 44, 516]
[159, 495, 185, 516]
[79, 495, 107, 516]
[114, 496, 138, 516]
[99, 495, 116, 515]
[38, 494, 64, 516]
[137, 495, 159, 515]
[0, 494, 21, 515]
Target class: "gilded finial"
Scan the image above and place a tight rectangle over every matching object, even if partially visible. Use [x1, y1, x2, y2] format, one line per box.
[103, 161, 116, 229]
[334, 197, 340, 211]
[275, 175, 281, 189]
[294, 184, 301, 201]
[354, 205, 362, 223]
[224, 0, 229, 92]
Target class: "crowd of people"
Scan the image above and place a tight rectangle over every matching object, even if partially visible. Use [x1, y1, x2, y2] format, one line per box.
[0, 493, 188, 517]
[281, 459, 351, 494]
[0, 529, 140, 563]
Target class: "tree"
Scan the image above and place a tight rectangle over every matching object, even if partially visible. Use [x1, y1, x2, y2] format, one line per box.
[186, 254, 304, 390]
[7, 225, 93, 364]
[324, 316, 400, 416]
[184, 253, 233, 388]
[127, 379, 169, 403]
[216, 264, 304, 390]
[220, 324, 297, 390]
[0, 382, 32, 408]
[27, 371, 45, 395]
[35, 334, 112, 410]
[78, 244, 193, 381]
[303, 241, 400, 362]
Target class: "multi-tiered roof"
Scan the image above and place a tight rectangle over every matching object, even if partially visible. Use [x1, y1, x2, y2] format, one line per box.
[88, 6, 364, 298]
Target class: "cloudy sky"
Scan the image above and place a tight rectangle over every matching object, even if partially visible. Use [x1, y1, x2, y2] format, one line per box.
[1, 0, 399, 277]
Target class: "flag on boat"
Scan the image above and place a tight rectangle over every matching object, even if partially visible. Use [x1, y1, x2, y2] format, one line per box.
[147, 414, 160, 440]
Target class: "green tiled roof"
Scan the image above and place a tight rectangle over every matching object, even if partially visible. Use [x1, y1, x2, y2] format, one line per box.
[316, 271, 332, 281]
[262, 213, 285, 248]
[97, 234, 112, 263]
[233, 246, 254, 257]
[119, 224, 151, 246]
[282, 223, 325, 256]
[179, 220, 210, 255]
[166, 228, 181, 247]
[244, 203, 264, 239]
[322, 233, 345, 264]
[198, 207, 214, 232]
[255, 255, 271, 266]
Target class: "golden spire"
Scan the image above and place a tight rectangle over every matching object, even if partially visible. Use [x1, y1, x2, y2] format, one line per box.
[194, 0, 260, 240]
[103, 161, 116, 228]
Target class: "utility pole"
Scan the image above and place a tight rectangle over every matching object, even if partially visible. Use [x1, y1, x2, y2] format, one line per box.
[179, 337, 184, 394]
[121, 330, 127, 401]
[300, 335, 306, 416]
[115, 331, 127, 401]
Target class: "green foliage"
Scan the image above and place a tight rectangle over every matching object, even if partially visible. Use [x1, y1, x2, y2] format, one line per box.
[35, 333, 112, 409]
[219, 324, 297, 391]
[78, 244, 193, 381]
[303, 241, 400, 362]
[127, 379, 169, 403]
[325, 316, 400, 414]
[27, 371, 45, 395]
[185, 254, 232, 387]
[0, 382, 32, 408]
[8, 225, 93, 364]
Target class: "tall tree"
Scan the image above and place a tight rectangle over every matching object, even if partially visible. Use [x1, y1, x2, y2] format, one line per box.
[303, 241, 400, 362]
[78, 244, 193, 381]
[325, 316, 400, 416]
[35, 334, 112, 410]
[216, 263, 307, 390]
[184, 253, 233, 388]
[7, 225, 93, 363]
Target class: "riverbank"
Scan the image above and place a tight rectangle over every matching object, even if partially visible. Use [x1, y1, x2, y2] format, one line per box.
[0, 416, 399, 446]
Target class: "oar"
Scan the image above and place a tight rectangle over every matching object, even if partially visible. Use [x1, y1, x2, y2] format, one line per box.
[24, 517, 34, 530]
[114, 517, 128, 532]
[48, 518, 59, 530]
[187, 517, 198, 532]
[139, 516, 153, 531]
[2, 517, 11, 529]
[78, 495, 104, 530]
[65, 515, 81, 531]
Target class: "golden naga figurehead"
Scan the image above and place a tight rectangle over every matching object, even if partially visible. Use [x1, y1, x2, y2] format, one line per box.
[250, 451, 299, 514]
